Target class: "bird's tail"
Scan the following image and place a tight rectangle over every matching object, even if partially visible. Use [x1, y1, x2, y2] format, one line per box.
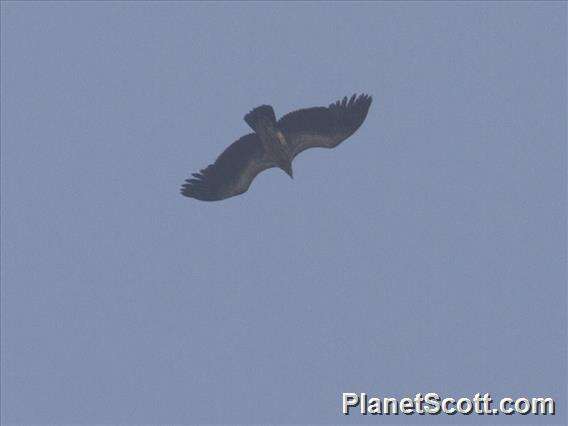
[244, 105, 276, 133]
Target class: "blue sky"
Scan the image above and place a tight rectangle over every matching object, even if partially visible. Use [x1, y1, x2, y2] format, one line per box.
[1, 2, 566, 424]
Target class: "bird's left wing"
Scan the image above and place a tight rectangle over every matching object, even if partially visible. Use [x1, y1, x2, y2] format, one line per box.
[181, 133, 277, 201]
[277, 94, 372, 159]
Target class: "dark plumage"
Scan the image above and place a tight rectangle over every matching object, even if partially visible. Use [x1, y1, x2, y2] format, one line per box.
[181, 93, 372, 201]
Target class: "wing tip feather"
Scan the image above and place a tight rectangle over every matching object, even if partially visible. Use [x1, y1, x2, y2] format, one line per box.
[330, 93, 372, 110]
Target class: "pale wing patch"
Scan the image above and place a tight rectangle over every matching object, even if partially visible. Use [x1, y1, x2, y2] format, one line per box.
[276, 131, 287, 146]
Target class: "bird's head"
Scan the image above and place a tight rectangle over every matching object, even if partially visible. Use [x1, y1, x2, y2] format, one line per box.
[280, 161, 294, 179]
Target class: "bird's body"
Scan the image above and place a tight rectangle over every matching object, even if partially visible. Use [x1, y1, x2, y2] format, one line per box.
[181, 94, 372, 201]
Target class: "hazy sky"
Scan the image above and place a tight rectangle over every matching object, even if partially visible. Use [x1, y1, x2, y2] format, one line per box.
[1, 2, 566, 424]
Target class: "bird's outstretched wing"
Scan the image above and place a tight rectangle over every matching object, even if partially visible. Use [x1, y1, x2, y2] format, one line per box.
[277, 93, 372, 159]
[181, 133, 277, 201]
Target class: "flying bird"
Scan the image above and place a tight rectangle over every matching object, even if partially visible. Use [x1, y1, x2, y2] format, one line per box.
[181, 93, 372, 201]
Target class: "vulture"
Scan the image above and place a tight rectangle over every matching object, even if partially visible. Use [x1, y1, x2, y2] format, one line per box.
[181, 93, 372, 201]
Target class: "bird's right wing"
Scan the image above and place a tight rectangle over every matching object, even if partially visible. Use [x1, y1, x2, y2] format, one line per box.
[181, 133, 277, 201]
[277, 94, 372, 159]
